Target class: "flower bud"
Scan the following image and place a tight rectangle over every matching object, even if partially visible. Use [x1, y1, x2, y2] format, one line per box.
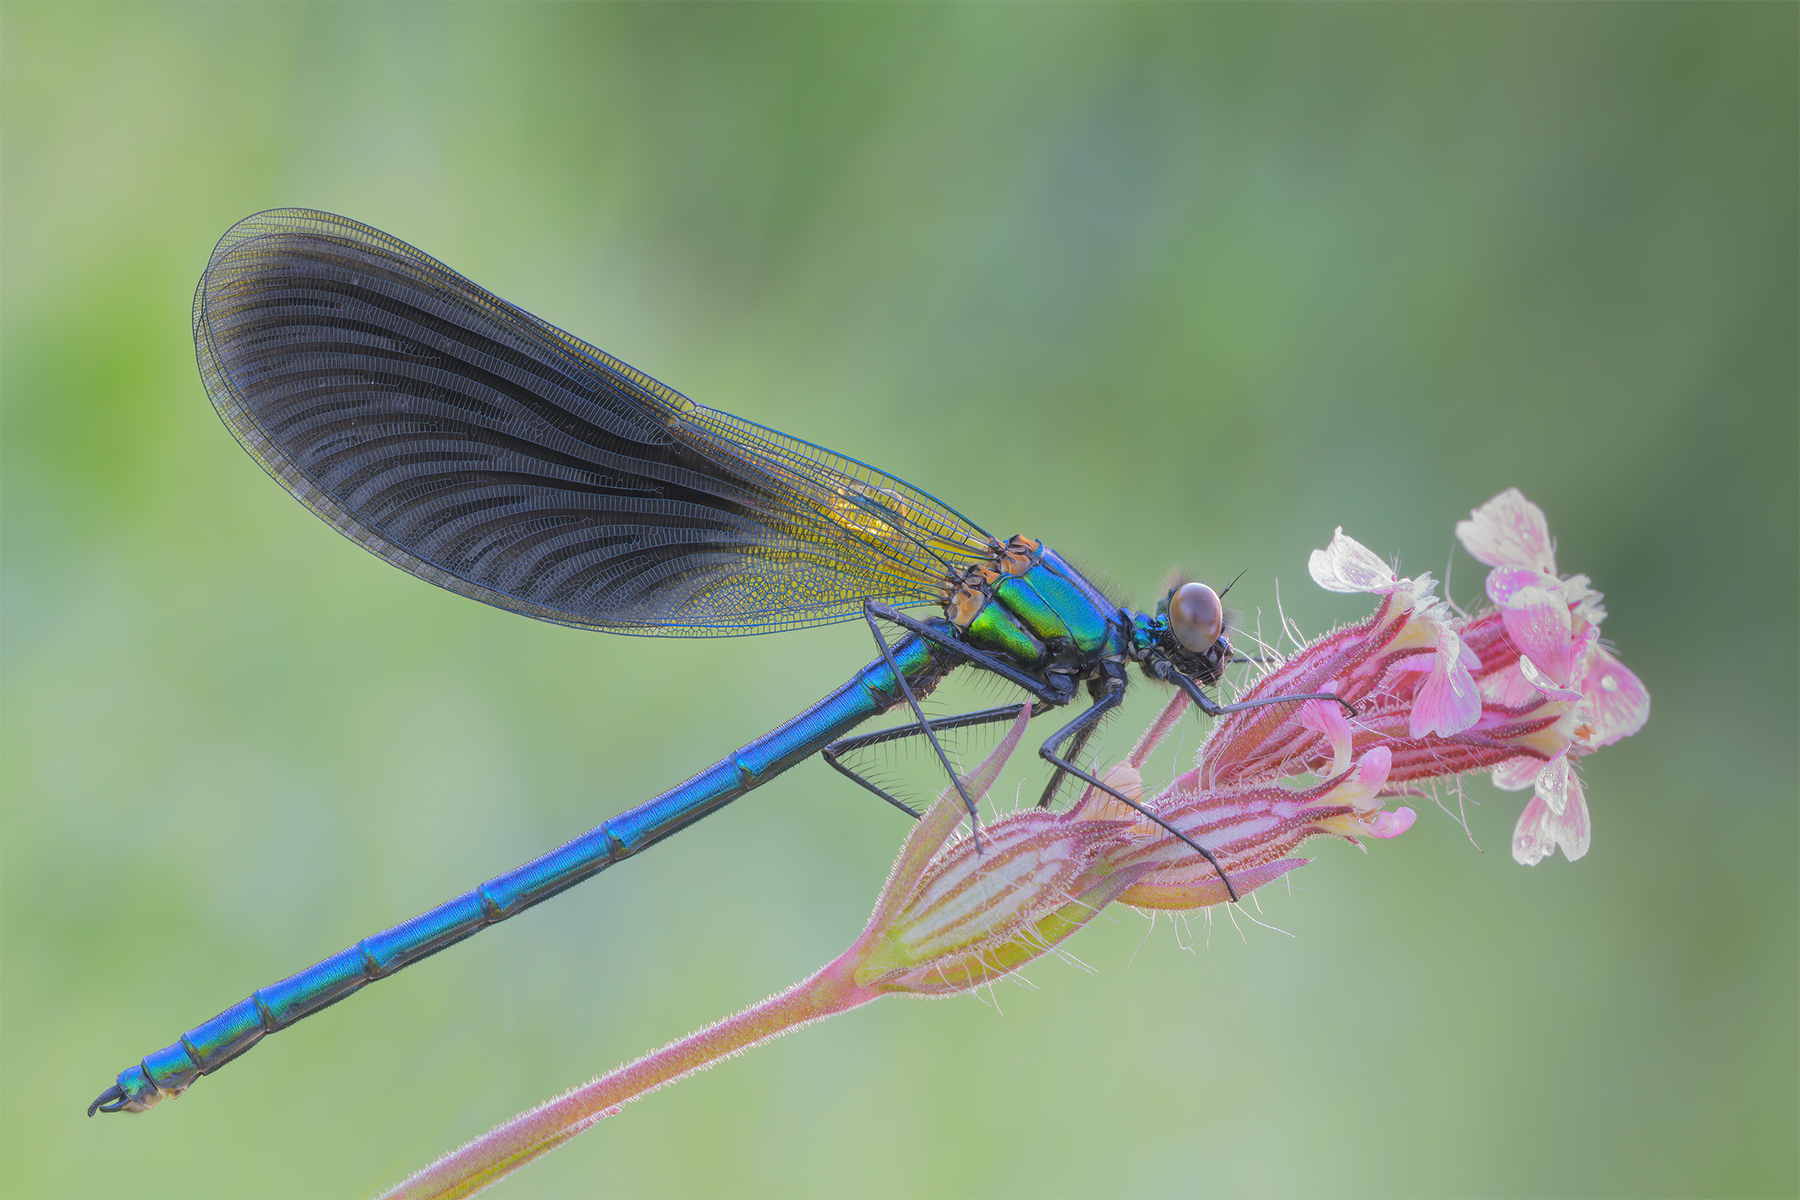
[841, 707, 1146, 997]
[853, 812, 1143, 994]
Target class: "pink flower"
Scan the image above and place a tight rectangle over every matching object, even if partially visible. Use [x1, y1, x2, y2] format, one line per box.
[1125, 489, 1646, 880]
[1194, 530, 1481, 793]
[1452, 490, 1649, 863]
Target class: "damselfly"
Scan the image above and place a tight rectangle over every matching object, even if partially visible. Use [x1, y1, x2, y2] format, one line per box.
[90, 210, 1344, 1115]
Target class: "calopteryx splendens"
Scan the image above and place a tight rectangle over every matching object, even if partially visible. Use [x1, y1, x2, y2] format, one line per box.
[90, 210, 1345, 1115]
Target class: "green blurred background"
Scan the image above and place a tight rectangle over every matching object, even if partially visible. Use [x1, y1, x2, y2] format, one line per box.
[3, 5, 1794, 1197]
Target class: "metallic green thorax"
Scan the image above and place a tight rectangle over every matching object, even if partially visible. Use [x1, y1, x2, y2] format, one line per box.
[964, 602, 1046, 664]
[959, 547, 1127, 669]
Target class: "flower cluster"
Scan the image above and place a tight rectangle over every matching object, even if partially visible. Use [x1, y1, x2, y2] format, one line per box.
[1450, 489, 1649, 864]
[855, 488, 1650, 992]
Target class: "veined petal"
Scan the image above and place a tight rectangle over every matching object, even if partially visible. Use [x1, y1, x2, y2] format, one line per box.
[1579, 645, 1650, 747]
[1458, 638, 1481, 672]
[1485, 565, 1561, 607]
[1298, 698, 1354, 778]
[1457, 488, 1557, 574]
[1502, 587, 1575, 686]
[1518, 655, 1585, 703]
[1309, 747, 1409, 839]
[1534, 748, 1573, 816]
[1480, 660, 1545, 707]
[1409, 625, 1482, 737]
[1365, 807, 1417, 839]
[1339, 744, 1394, 806]
[1513, 769, 1591, 864]
[1512, 792, 1559, 865]
[1309, 529, 1404, 594]
[1554, 772, 1592, 861]
[1491, 756, 1546, 792]
[1563, 574, 1608, 626]
[1120, 745, 1411, 912]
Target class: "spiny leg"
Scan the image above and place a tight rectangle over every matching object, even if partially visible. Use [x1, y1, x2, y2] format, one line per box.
[1039, 671, 1242, 903]
[861, 602, 1076, 840]
[1035, 698, 1101, 809]
[865, 593, 1074, 708]
[1152, 659, 1356, 718]
[860, 603, 991, 835]
[823, 702, 1054, 819]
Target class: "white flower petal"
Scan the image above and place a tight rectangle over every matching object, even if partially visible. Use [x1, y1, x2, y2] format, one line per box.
[1512, 793, 1557, 866]
[1492, 756, 1545, 792]
[1309, 529, 1403, 594]
[1553, 772, 1591, 861]
[1480, 661, 1545, 707]
[1456, 488, 1557, 574]
[1534, 749, 1572, 816]
[1484, 565, 1561, 607]
[1563, 573, 1608, 626]
[1503, 587, 1579, 691]
[1518, 654, 1585, 703]
[1579, 645, 1650, 747]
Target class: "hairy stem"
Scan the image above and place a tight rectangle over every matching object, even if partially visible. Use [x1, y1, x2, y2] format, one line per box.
[380, 954, 879, 1200]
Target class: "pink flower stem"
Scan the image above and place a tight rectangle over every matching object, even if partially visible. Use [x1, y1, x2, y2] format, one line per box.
[380, 953, 882, 1200]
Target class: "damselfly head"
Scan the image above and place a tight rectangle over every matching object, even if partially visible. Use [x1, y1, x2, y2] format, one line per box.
[1144, 580, 1232, 687]
[1166, 581, 1224, 655]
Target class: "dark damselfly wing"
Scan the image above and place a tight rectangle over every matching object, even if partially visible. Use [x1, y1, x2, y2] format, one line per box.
[195, 210, 994, 636]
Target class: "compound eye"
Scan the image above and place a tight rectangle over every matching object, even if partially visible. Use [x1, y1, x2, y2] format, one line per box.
[1168, 582, 1223, 654]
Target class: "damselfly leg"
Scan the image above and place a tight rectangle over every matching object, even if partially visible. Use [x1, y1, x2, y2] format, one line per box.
[860, 606, 986, 831]
[1035, 691, 1103, 809]
[1036, 665, 1244, 903]
[1151, 660, 1357, 720]
[822, 702, 1053, 819]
